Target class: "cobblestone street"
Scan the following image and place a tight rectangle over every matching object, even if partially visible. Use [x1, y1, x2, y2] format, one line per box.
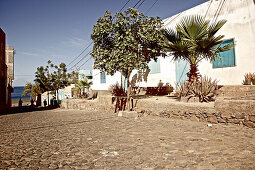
[0, 109, 254, 169]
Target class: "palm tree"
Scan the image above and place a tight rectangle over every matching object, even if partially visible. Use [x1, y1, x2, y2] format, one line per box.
[162, 15, 233, 82]
[75, 79, 93, 98]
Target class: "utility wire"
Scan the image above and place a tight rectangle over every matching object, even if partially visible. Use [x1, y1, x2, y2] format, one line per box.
[137, 0, 145, 9]
[145, 0, 159, 15]
[78, 57, 92, 69]
[119, 0, 131, 12]
[68, 51, 90, 71]
[213, 0, 226, 22]
[212, 0, 224, 23]
[66, 42, 93, 67]
[204, 0, 212, 18]
[133, 0, 143, 8]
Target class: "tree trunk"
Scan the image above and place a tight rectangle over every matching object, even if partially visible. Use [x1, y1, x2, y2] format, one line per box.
[57, 89, 59, 104]
[126, 70, 131, 111]
[47, 91, 49, 105]
[120, 71, 123, 89]
[187, 64, 199, 82]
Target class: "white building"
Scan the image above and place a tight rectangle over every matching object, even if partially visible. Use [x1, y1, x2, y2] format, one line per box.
[91, 0, 255, 91]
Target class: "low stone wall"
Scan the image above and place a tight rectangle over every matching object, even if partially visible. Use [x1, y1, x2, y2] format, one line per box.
[133, 97, 254, 128]
[61, 95, 255, 129]
[215, 99, 255, 128]
[218, 85, 255, 98]
[60, 97, 114, 113]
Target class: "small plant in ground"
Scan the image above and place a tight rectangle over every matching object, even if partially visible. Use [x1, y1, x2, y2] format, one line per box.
[109, 83, 127, 113]
[252, 73, 255, 85]
[176, 76, 218, 102]
[109, 83, 126, 97]
[243, 72, 253, 85]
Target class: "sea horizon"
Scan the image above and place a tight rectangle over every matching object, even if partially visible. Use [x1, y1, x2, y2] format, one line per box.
[12, 86, 30, 100]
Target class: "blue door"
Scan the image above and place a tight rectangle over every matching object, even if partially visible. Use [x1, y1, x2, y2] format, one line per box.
[175, 59, 189, 84]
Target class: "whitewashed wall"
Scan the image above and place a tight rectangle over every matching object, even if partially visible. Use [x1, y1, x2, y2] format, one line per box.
[164, 0, 255, 85]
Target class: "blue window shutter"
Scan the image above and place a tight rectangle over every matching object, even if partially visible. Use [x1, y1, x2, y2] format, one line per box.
[175, 59, 189, 84]
[100, 72, 106, 83]
[149, 57, 160, 74]
[213, 39, 235, 68]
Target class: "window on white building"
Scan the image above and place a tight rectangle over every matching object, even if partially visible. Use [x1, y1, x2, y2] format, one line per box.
[100, 72, 106, 83]
[213, 39, 235, 68]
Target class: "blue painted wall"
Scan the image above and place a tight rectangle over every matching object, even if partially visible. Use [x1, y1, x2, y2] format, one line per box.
[175, 59, 189, 84]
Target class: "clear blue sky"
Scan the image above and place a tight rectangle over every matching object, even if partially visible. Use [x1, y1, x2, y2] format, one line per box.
[0, 0, 208, 86]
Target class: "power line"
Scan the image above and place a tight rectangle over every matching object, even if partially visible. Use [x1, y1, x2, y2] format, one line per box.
[212, 0, 224, 23]
[77, 57, 92, 70]
[213, 0, 226, 22]
[145, 0, 159, 15]
[68, 51, 90, 71]
[133, 0, 143, 8]
[204, 0, 212, 18]
[119, 0, 131, 12]
[137, 0, 145, 9]
[66, 42, 93, 67]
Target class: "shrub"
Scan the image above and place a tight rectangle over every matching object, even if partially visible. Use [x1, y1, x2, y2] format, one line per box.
[243, 72, 254, 85]
[109, 83, 126, 97]
[176, 76, 218, 102]
[109, 83, 127, 113]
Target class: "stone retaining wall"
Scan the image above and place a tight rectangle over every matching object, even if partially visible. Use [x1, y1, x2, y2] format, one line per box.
[61, 95, 255, 129]
[134, 98, 255, 128]
[218, 85, 255, 98]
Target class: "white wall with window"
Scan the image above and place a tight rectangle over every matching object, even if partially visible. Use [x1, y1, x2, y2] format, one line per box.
[164, 0, 255, 85]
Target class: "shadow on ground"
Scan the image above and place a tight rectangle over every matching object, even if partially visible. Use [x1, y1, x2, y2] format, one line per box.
[0, 105, 59, 115]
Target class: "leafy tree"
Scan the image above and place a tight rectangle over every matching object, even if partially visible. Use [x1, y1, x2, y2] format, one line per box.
[67, 71, 79, 84]
[35, 62, 52, 103]
[22, 83, 43, 101]
[35, 60, 69, 104]
[91, 8, 165, 109]
[162, 15, 233, 82]
[49, 62, 69, 103]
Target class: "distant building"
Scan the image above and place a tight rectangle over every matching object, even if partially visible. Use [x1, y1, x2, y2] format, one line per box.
[6, 46, 14, 86]
[79, 69, 92, 82]
[0, 28, 7, 108]
[5, 46, 14, 106]
[0, 28, 14, 109]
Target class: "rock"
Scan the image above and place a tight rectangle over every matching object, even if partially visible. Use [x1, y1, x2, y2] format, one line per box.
[207, 116, 218, 124]
[249, 115, 255, 123]
[190, 115, 199, 122]
[221, 113, 231, 119]
[118, 111, 123, 117]
[136, 109, 145, 113]
[199, 116, 207, 122]
[243, 121, 255, 128]
[234, 113, 245, 119]
[217, 118, 226, 123]
[228, 119, 242, 124]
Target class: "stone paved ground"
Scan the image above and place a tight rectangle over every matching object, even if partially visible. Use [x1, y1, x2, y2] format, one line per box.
[0, 109, 254, 169]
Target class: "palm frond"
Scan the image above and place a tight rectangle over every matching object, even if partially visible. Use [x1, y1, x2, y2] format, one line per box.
[208, 19, 227, 38]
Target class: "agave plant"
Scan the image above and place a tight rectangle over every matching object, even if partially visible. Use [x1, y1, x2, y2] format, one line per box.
[162, 15, 233, 82]
[176, 76, 218, 102]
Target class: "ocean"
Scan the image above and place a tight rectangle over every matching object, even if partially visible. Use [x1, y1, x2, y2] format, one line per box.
[12, 86, 30, 100]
